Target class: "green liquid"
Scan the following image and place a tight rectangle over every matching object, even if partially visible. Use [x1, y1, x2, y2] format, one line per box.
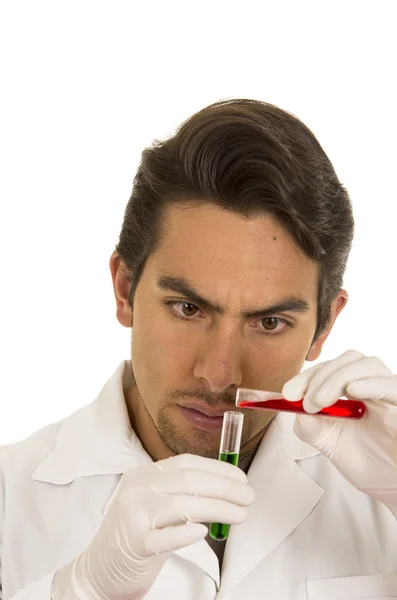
[209, 452, 239, 541]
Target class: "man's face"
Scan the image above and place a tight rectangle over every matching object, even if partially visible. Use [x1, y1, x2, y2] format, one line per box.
[120, 202, 343, 459]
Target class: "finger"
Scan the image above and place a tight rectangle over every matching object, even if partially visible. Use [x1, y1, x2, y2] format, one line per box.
[304, 356, 393, 413]
[283, 350, 365, 405]
[154, 494, 249, 529]
[283, 351, 365, 402]
[293, 413, 340, 454]
[145, 522, 208, 554]
[282, 361, 329, 400]
[153, 467, 255, 505]
[347, 376, 397, 404]
[157, 453, 248, 482]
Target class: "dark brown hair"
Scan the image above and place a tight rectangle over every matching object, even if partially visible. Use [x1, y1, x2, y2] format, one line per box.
[116, 99, 354, 340]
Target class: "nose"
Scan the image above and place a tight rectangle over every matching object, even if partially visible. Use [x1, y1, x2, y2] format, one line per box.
[193, 324, 243, 393]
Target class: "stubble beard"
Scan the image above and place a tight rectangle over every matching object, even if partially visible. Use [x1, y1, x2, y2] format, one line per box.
[156, 407, 222, 458]
[156, 403, 260, 459]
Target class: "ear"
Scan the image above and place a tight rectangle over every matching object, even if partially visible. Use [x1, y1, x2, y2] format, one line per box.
[306, 289, 349, 361]
[109, 250, 133, 327]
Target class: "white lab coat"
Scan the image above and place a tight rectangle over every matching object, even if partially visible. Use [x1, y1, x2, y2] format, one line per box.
[1, 361, 397, 600]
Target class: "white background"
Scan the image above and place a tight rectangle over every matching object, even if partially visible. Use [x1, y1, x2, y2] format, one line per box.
[0, 1, 396, 444]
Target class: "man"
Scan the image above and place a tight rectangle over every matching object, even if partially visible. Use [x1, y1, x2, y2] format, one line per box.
[1, 99, 397, 600]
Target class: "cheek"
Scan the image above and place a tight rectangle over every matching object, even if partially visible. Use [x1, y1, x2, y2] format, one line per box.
[244, 334, 312, 391]
[132, 308, 197, 381]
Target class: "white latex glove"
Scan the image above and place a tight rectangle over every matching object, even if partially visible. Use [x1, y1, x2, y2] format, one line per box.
[52, 453, 254, 600]
[282, 349, 397, 516]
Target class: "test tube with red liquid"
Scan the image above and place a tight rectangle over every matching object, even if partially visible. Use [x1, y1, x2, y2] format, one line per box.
[235, 388, 366, 419]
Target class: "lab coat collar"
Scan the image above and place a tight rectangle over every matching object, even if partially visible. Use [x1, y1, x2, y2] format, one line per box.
[276, 411, 321, 460]
[31, 361, 151, 484]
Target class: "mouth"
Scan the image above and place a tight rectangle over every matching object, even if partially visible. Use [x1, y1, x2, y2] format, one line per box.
[177, 401, 237, 433]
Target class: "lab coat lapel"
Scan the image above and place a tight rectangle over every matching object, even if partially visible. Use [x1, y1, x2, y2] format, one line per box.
[219, 413, 324, 594]
[174, 539, 220, 590]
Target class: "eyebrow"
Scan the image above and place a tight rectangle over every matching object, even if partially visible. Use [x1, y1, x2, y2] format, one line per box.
[157, 276, 311, 319]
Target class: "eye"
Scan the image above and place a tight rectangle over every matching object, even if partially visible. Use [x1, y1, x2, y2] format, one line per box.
[262, 317, 279, 331]
[167, 301, 202, 319]
[258, 317, 290, 335]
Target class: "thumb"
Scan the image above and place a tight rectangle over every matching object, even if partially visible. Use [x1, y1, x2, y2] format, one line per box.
[293, 414, 340, 458]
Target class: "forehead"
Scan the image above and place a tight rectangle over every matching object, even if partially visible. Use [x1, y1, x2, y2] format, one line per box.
[151, 202, 319, 300]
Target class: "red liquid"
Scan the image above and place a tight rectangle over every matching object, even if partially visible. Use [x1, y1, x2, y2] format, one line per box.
[239, 398, 366, 419]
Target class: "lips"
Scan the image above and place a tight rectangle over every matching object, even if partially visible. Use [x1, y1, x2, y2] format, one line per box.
[177, 401, 235, 418]
[178, 398, 240, 432]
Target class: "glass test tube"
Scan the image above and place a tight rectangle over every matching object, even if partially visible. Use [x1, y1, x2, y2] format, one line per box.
[209, 411, 244, 541]
[236, 388, 366, 419]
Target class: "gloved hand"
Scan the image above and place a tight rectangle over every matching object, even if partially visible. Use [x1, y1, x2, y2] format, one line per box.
[52, 453, 254, 600]
[282, 349, 397, 516]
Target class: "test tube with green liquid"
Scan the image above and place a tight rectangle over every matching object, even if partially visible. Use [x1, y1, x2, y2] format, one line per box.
[209, 411, 244, 541]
